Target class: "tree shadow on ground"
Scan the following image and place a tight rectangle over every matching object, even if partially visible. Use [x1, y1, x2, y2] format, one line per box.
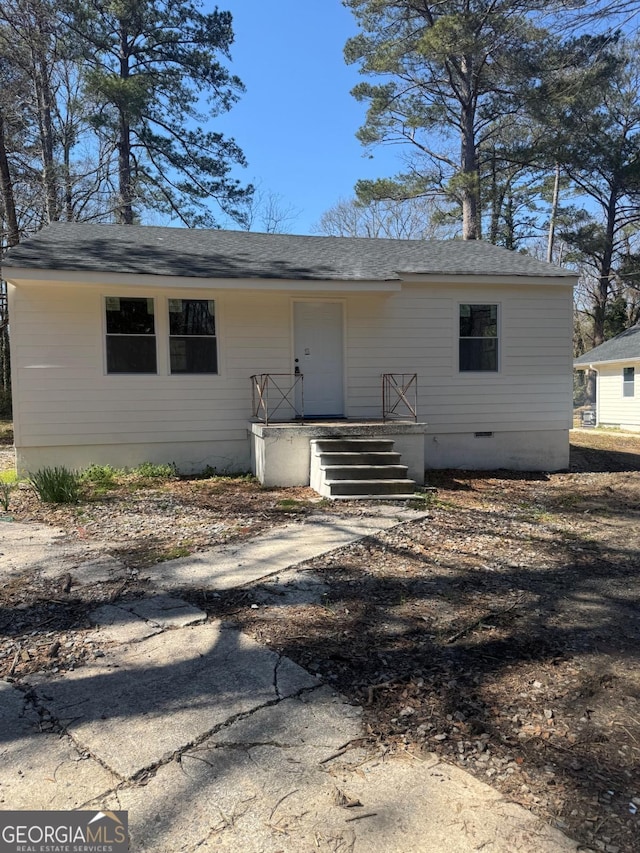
[569, 442, 640, 472]
[1, 492, 639, 850]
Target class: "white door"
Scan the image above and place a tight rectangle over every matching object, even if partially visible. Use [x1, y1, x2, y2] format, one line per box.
[293, 301, 344, 417]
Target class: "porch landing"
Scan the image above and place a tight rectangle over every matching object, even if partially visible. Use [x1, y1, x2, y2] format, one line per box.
[249, 421, 427, 489]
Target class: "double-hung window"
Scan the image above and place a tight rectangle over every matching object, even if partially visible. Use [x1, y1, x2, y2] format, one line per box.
[623, 367, 635, 397]
[459, 304, 499, 372]
[105, 297, 157, 374]
[169, 299, 218, 374]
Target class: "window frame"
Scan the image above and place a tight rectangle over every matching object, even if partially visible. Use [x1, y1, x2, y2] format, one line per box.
[458, 302, 500, 374]
[623, 366, 635, 398]
[104, 296, 158, 375]
[167, 298, 219, 375]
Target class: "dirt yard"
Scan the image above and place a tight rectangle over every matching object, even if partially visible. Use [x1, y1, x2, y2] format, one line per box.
[1, 427, 640, 853]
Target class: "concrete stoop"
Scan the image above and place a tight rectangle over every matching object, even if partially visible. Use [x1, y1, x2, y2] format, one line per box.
[311, 437, 417, 500]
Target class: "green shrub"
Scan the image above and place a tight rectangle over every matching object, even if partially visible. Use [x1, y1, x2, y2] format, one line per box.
[199, 465, 254, 479]
[30, 466, 81, 503]
[80, 464, 119, 489]
[132, 461, 178, 479]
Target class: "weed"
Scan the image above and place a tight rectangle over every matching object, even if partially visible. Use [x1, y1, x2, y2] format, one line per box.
[80, 464, 120, 495]
[0, 481, 12, 511]
[276, 497, 308, 513]
[555, 493, 582, 509]
[141, 543, 193, 565]
[517, 501, 553, 523]
[276, 495, 328, 512]
[132, 461, 178, 479]
[199, 465, 256, 481]
[30, 466, 81, 503]
[408, 490, 454, 510]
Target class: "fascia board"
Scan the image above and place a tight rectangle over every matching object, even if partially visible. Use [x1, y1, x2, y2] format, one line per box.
[2, 267, 402, 292]
[398, 273, 578, 287]
[574, 357, 640, 369]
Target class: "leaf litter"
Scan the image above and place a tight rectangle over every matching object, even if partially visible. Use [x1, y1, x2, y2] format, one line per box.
[1, 430, 640, 852]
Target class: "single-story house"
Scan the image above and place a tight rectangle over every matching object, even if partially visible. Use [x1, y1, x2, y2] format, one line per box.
[2, 223, 577, 491]
[574, 324, 640, 431]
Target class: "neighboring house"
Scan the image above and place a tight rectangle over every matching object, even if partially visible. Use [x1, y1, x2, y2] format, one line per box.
[574, 325, 640, 431]
[2, 223, 577, 486]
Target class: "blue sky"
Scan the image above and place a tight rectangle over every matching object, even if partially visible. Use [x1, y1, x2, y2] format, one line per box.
[213, 0, 403, 233]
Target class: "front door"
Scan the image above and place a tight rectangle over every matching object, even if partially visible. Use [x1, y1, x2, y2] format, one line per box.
[293, 301, 344, 417]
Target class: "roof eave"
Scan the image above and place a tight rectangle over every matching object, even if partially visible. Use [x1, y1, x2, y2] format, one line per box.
[1, 266, 403, 293]
[397, 272, 578, 286]
[574, 356, 640, 369]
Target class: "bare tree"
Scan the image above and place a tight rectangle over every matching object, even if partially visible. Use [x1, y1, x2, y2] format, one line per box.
[242, 184, 301, 234]
[315, 196, 455, 240]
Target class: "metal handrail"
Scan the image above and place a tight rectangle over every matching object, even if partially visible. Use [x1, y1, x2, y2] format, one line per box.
[382, 373, 418, 422]
[251, 373, 304, 424]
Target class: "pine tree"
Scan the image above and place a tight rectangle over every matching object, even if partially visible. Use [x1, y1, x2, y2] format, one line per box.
[66, 0, 251, 226]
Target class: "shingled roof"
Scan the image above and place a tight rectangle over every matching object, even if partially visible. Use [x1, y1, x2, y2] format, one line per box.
[574, 324, 640, 366]
[2, 222, 577, 282]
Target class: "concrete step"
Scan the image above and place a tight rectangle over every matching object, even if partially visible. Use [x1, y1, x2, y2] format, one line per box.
[321, 464, 409, 481]
[310, 436, 417, 501]
[312, 439, 395, 454]
[326, 479, 416, 497]
[328, 493, 418, 501]
[319, 452, 402, 466]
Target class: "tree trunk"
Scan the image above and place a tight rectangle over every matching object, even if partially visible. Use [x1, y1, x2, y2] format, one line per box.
[118, 114, 134, 224]
[460, 132, 480, 238]
[593, 188, 618, 346]
[32, 39, 58, 222]
[460, 59, 480, 241]
[63, 135, 74, 221]
[488, 148, 500, 244]
[0, 106, 17, 404]
[117, 22, 134, 225]
[503, 193, 515, 250]
[0, 109, 20, 249]
[546, 163, 561, 263]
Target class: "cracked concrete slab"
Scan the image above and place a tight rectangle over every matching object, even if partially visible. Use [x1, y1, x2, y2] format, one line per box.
[209, 685, 362, 748]
[88, 685, 576, 853]
[120, 595, 206, 628]
[89, 596, 206, 645]
[89, 685, 366, 852]
[69, 554, 128, 585]
[88, 604, 162, 644]
[0, 680, 118, 810]
[27, 622, 318, 779]
[147, 507, 426, 591]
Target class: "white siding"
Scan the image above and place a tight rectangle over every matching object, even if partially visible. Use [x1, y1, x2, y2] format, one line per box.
[344, 283, 573, 432]
[10, 285, 292, 448]
[10, 278, 574, 469]
[597, 362, 640, 430]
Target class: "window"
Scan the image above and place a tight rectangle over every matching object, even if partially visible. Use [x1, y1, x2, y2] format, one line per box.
[169, 299, 217, 374]
[623, 367, 635, 397]
[459, 304, 498, 372]
[105, 297, 156, 374]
